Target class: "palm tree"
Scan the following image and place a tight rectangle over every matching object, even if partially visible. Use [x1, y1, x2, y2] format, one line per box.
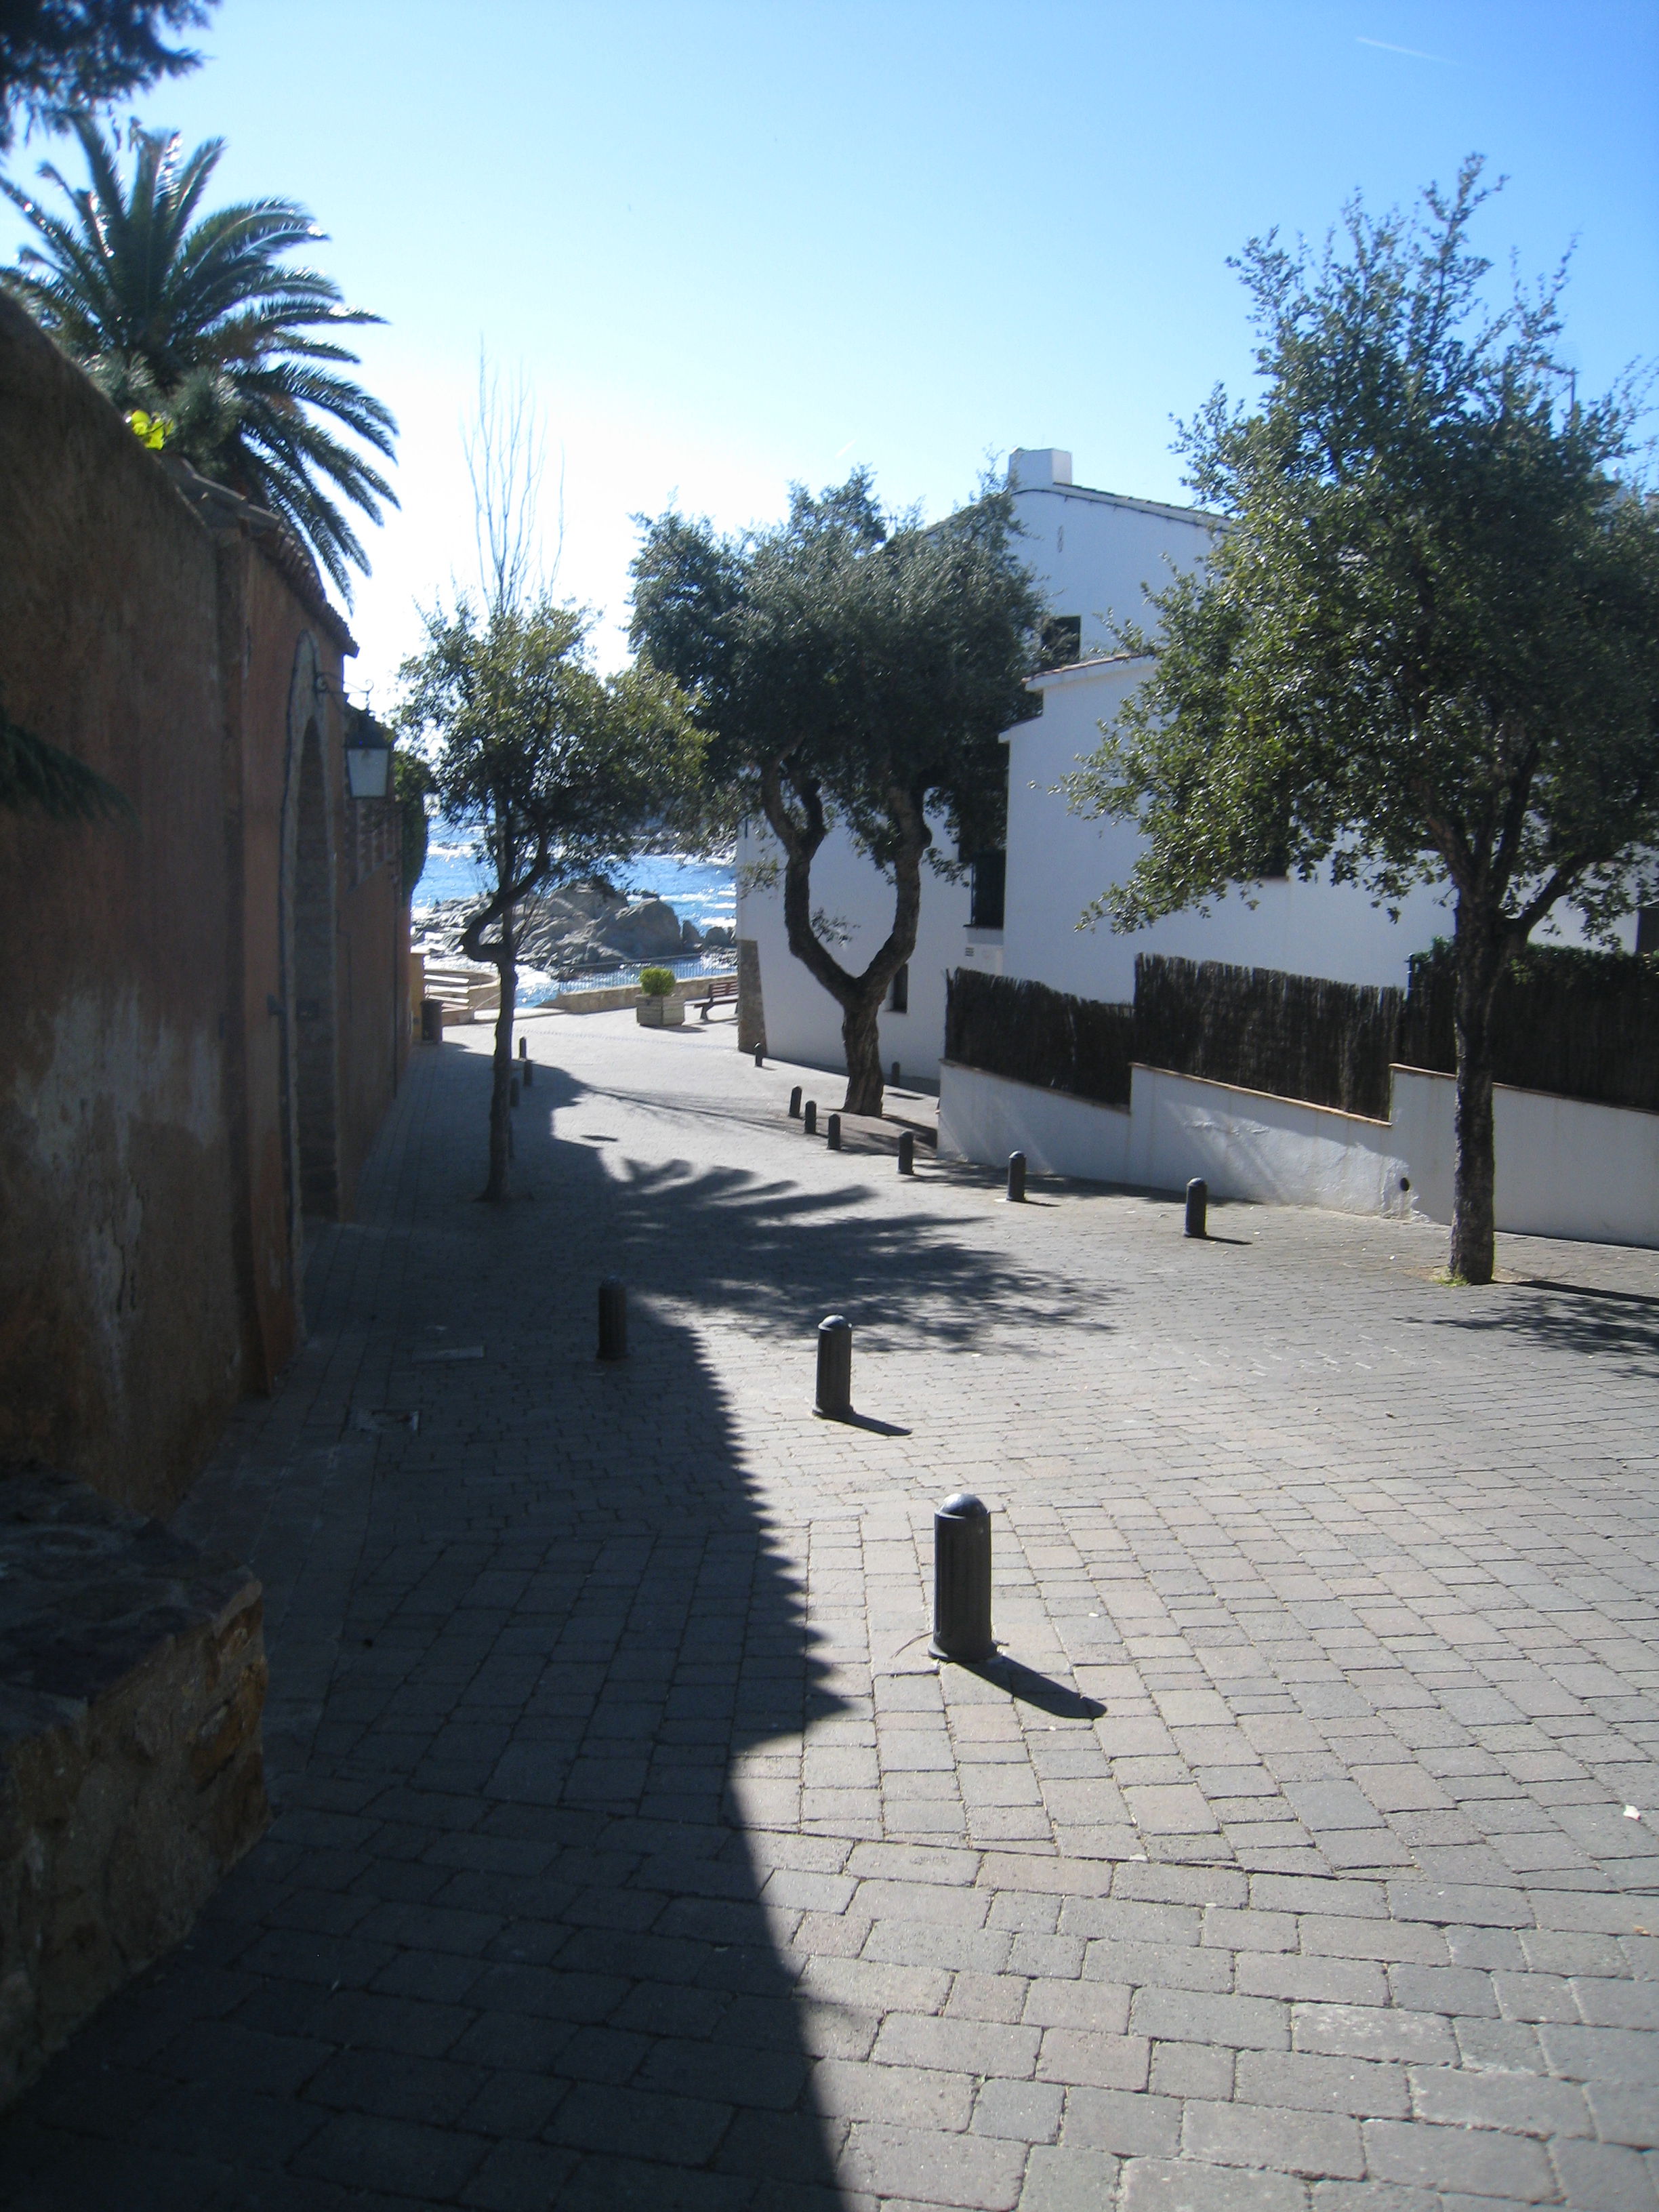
[2, 114, 396, 596]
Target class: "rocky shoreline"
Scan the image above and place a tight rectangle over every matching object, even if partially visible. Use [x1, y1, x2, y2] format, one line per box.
[412, 876, 733, 976]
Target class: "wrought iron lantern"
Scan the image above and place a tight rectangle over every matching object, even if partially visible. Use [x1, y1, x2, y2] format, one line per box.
[343, 707, 392, 800]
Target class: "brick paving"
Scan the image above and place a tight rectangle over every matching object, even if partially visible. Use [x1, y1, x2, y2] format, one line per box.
[6, 1008, 1659, 2210]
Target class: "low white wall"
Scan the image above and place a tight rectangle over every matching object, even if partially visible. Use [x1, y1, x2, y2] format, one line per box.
[939, 1059, 1659, 1250]
[1126, 1067, 1410, 1216]
[1393, 1065, 1659, 1247]
[938, 1061, 1131, 1183]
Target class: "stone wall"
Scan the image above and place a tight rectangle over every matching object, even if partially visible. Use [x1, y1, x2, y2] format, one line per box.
[0, 1471, 269, 2108]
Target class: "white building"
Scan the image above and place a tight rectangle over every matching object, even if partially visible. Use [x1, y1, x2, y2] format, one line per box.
[737, 445, 1636, 1082]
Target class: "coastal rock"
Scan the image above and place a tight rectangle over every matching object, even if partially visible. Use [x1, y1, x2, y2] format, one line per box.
[414, 877, 724, 976]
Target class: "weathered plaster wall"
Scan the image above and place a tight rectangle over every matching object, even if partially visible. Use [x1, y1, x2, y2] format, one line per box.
[0, 297, 407, 1507]
[0, 300, 245, 1508]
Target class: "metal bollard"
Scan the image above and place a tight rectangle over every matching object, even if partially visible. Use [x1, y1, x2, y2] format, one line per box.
[803, 1100, 817, 1135]
[898, 1130, 915, 1176]
[523, 1058, 534, 1087]
[754, 1044, 764, 1067]
[510, 1074, 520, 1109]
[815, 1314, 853, 1418]
[419, 997, 443, 1044]
[1006, 1151, 1027, 1203]
[1185, 1178, 1208, 1238]
[892, 1060, 901, 1084]
[597, 1277, 628, 1361]
[827, 1112, 842, 1151]
[789, 1086, 802, 1119]
[518, 1036, 527, 1059]
[930, 1493, 994, 1663]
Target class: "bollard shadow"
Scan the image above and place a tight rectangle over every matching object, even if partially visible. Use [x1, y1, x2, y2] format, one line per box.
[813, 1409, 911, 1436]
[3, 1048, 853, 2210]
[960, 1655, 1105, 1721]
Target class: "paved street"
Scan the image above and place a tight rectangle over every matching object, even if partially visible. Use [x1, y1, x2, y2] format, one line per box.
[7, 1007, 1659, 2211]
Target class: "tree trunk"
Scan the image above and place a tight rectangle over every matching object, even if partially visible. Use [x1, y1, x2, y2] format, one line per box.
[840, 994, 886, 1118]
[762, 764, 927, 1125]
[1448, 902, 1502, 1285]
[482, 899, 516, 1202]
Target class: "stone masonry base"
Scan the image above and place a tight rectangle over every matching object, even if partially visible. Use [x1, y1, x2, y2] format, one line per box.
[0, 1470, 269, 2106]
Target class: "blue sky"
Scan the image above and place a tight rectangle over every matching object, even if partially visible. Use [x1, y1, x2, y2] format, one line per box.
[3, 1, 1655, 696]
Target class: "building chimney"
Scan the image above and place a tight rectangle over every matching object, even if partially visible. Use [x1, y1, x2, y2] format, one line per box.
[1008, 449, 1073, 491]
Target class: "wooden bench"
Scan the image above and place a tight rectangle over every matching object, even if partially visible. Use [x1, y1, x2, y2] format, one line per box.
[696, 977, 739, 1021]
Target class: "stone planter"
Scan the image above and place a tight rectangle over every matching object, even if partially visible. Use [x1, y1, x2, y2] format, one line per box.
[636, 994, 685, 1027]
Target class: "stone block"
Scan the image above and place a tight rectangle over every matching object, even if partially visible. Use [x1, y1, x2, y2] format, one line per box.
[0, 1469, 269, 2106]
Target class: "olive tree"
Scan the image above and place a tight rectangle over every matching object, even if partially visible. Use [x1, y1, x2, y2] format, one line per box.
[632, 472, 1042, 1117]
[1067, 161, 1659, 1284]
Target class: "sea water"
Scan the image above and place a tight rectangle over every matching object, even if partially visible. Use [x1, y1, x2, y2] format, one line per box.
[413, 820, 735, 935]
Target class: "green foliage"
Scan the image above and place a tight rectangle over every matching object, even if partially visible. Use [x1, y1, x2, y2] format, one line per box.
[638, 966, 676, 998]
[396, 594, 704, 931]
[0, 1, 209, 150]
[2, 115, 396, 596]
[1, 703, 133, 820]
[392, 743, 431, 901]
[631, 470, 1042, 1111]
[1067, 159, 1659, 946]
[1061, 159, 1659, 1280]
[632, 471, 1042, 878]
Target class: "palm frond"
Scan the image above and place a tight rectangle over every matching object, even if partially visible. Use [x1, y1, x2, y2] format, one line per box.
[2, 116, 397, 588]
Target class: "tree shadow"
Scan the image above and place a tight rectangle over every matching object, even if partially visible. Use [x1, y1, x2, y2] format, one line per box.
[4, 1050, 878, 2210]
[1414, 1273, 1659, 1378]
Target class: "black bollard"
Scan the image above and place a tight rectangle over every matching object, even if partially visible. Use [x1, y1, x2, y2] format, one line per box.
[814, 1314, 853, 1418]
[597, 1277, 628, 1361]
[754, 1044, 764, 1068]
[510, 1074, 520, 1109]
[1185, 1178, 1208, 1238]
[523, 1058, 534, 1088]
[789, 1086, 802, 1119]
[1006, 1151, 1027, 1203]
[827, 1112, 842, 1151]
[930, 1493, 994, 1663]
[803, 1100, 817, 1135]
[892, 1060, 901, 1085]
[518, 1036, 527, 1060]
[897, 1130, 915, 1176]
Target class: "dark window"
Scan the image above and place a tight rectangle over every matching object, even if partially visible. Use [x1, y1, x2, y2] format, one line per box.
[1039, 614, 1082, 670]
[1639, 908, 1659, 956]
[969, 850, 1006, 930]
[888, 963, 909, 1014]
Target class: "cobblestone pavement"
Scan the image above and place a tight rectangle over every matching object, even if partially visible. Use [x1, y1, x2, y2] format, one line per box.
[7, 1009, 1659, 2211]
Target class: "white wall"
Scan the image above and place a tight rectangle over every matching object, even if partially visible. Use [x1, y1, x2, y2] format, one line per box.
[1002, 658, 1462, 999]
[737, 813, 967, 1084]
[939, 1059, 1659, 1251]
[1006, 447, 1218, 659]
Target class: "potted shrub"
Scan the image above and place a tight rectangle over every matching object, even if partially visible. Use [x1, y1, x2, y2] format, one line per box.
[636, 966, 685, 1027]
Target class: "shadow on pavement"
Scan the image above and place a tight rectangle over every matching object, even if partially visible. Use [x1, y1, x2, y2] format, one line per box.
[4, 1049, 873, 2210]
[1422, 1273, 1659, 1376]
